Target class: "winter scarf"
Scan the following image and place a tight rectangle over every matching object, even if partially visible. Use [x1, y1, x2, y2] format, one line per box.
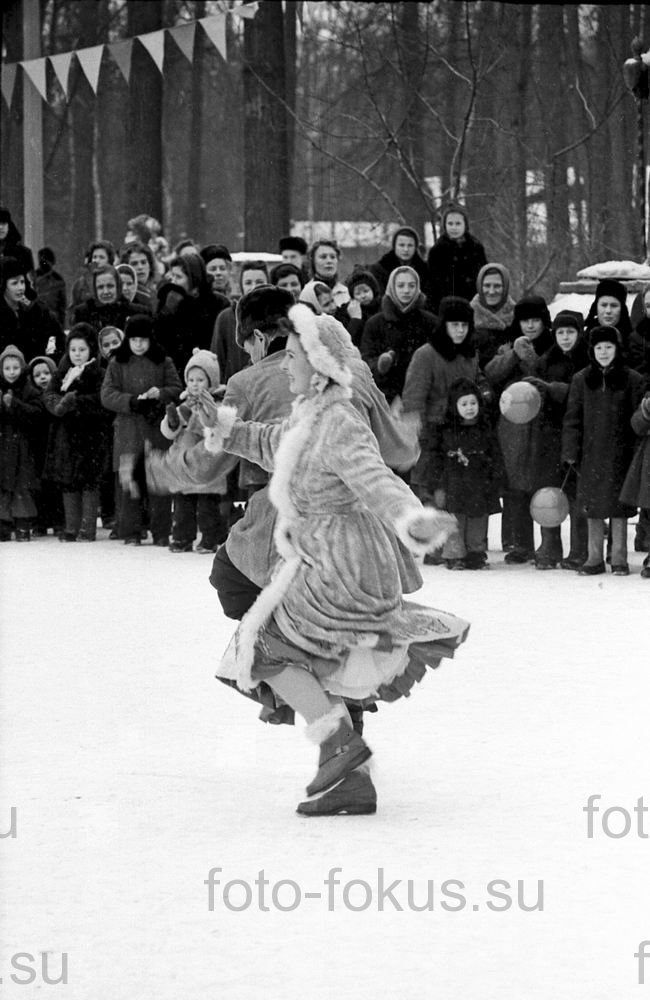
[385, 266, 423, 315]
[470, 263, 515, 331]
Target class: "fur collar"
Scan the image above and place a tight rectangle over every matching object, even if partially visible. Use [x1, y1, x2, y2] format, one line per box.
[584, 358, 630, 391]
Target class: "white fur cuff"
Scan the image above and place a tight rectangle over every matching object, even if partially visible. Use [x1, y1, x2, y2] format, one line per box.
[305, 704, 347, 744]
[395, 507, 458, 555]
[202, 404, 238, 454]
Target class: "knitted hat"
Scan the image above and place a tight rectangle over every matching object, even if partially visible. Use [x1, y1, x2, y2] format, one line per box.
[0, 256, 27, 289]
[595, 279, 627, 308]
[288, 304, 353, 392]
[346, 268, 380, 298]
[439, 295, 473, 324]
[552, 310, 584, 335]
[28, 355, 57, 377]
[184, 348, 221, 389]
[279, 236, 307, 255]
[392, 226, 420, 251]
[200, 243, 232, 265]
[235, 285, 294, 348]
[124, 313, 155, 339]
[0, 344, 26, 371]
[514, 294, 550, 325]
[590, 324, 621, 347]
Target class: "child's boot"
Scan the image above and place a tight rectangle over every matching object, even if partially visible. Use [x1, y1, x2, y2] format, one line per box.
[297, 764, 377, 816]
[305, 704, 371, 798]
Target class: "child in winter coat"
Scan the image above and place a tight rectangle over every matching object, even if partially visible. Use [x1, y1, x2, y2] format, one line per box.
[628, 285, 650, 555]
[562, 325, 645, 576]
[28, 355, 62, 535]
[97, 326, 124, 534]
[485, 295, 554, 564]
[526, 310, 591, 570]
[340, 269, 381, 347]
[101, 314, 181, 545]
[619, 390, 650, 579]
[360, 266, 436, 404]
[0, 344, 42, 540]
[43, 324, 107, 541]
[428, 377, 504, 569]
[403, 295, 493, 506]
[161, 348, 229, 553]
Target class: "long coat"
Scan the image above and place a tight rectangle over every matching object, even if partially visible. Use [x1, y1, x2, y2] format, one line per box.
[485, 329, 554, 492]
[0, 371, 42, 498]
[43, 359, 107, 490]
[620, 393, 650, 509]
[429, 419, 504, 517]
[100, 351, 181, 469]
[361, 294, 436, 403]
[216, 386, 469, 698]
[532, 339, 591, 493]
[426, 233, 487, 313]
[562, 361, 645, 518]
[0, 299, 65, 365]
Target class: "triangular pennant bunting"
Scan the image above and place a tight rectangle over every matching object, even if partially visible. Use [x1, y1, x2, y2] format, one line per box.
[168, 22, 196, 63]
[49, 51, 73, 98]
[1, 62, 17, 108]
[76, 44, 104, 94]
[138, 29, 166, 73]
[21, 57, 48, 101]
[200, 15, 227, 61]
[108, 40, 133, 84]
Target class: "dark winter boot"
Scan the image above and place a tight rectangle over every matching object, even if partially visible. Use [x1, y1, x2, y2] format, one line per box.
[297, 765, 377, 816]
[79, 489, 99, 541]
[305, 705, 371, 798]
[14, 519, 31, 541]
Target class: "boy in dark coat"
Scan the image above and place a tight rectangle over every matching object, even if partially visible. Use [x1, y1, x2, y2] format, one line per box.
[0, 344, 42, 539]
[562, 325, 645, 575]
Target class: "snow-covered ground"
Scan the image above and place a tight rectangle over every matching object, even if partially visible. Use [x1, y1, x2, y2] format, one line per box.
[1, 519, 648, 999]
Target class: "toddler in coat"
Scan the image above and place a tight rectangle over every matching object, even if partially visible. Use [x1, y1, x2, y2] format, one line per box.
[161, 348, 229, 553]
[0, 344, 42, 540]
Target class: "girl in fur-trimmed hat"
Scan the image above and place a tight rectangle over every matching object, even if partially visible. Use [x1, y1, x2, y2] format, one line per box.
[162, 348, 232, 553]
[200, 305, 469, 816]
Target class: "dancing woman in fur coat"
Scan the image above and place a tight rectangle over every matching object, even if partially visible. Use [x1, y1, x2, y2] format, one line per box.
[201, 305, 470, 816]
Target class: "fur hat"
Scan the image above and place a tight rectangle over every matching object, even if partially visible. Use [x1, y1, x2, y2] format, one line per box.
[288, 304, 353, 391]
[0, 207, 12, 224]
[279, 236, 307, 256]
[235, 285, 294, 348]
[124, 313, 155, 340]
[38, 246, 56, 266]
[514, 294, 550, 326]
[66, 322, 97, 355]
[595, 279, 627, 308]
[0, 344, 26, 371]
[439, 295, 473, 325]
[200, 243, 232, 265]
[590, 324, 621, 348]
[552, 310, 584, 335]
[0, 256, 26, 289]
[184, 348, 221, 388]
[28, 355, 57, 377]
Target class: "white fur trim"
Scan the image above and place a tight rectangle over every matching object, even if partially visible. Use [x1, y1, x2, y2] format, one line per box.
[217, 403, 238, 436]
[394, 507, 458, 555]
[289, 303, 353, 391]
[202, 404, 238, 454]
[203, 425, 225, 455]
[304, 704, 347, 745]
[232, 555, 302, 692]
[160, 415, 180, 441]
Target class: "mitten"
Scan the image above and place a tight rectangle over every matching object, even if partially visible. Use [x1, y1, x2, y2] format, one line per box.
[513, 337, 537, 371]
[54, 391, 77, 416]
[177, 403, 192, 424]
[377, 350, 396, 375]
[165, 402, 180, 432]
[2, 390, 13, 408]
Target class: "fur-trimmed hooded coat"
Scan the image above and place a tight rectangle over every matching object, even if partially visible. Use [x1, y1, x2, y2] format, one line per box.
[43, 358, 107, 490]
[213, 385, 468, 697]
[562, 359, 645, 518]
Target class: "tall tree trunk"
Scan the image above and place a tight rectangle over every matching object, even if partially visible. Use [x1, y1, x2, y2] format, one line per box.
[127, 1, 163, 221]
[243, 0, 289, 246]
[187, 0, 206, 241]
[395, 1, 426, 233]
[1, 1, 25, 223]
